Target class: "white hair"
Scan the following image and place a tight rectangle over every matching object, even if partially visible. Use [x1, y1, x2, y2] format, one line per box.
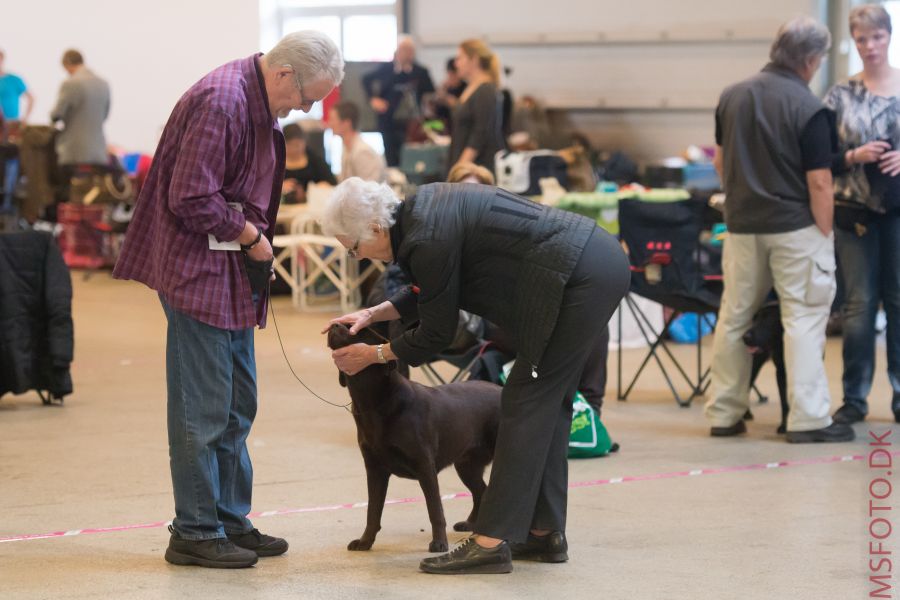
[267, 30, 345, 86]
[321, 177, 401, 242]
[769, 16, 831, 73]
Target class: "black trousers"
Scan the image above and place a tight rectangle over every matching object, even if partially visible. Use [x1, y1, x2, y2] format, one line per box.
[380, 119, 407, 168]
[474, 227, 630, 542]
[579, 324, 610, 415]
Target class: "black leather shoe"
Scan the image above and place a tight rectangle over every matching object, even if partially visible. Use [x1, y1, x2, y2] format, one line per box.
[227, 528, 288, 557]
[419, 537, 513, 574]
[164, 525, 258, 568]
[509, 531, 568, 562]
[786, 422, 855, 444]
[893, 409, 900, 424]
[710, 420, 747, 437]
[833, 404, 866, 425]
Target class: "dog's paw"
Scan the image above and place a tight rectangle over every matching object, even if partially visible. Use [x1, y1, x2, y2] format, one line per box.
[347, 538, 373, 551]
[453, 520, 474, 532]
[429, 540, 449, 553]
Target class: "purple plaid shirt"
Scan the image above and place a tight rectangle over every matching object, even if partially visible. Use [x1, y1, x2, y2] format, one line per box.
[113, 55, 285, 330]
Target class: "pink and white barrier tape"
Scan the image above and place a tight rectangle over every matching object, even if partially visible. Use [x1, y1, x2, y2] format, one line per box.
[0, 451, 879, 544]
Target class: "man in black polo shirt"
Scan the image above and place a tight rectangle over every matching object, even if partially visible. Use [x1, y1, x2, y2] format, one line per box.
[706, 16, 855, 443]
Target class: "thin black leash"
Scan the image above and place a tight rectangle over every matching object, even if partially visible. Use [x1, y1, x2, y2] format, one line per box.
[268, 294, 354, 413]
[267, 291, 390, 415]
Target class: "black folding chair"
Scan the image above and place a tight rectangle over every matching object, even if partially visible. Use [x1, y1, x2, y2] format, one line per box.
[419, 341, 495, 385]
[616, 197, 721, 407]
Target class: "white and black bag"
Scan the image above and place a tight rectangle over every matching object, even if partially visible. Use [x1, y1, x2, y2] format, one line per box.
[494, 150, 568, 196]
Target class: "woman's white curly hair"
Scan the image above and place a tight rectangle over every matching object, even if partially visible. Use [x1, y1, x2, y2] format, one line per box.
[321, 177, 401, 242]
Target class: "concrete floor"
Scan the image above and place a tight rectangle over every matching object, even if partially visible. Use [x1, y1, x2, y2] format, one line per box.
[0, 274, 892, 599]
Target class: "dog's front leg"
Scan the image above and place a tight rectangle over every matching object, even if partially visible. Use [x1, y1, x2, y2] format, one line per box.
[348, 454, 390, 551]
[415, 460, 449, 552]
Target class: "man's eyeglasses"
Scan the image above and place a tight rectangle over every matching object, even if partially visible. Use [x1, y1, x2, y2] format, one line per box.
[347, 239, 361, 259]
[283, 64, 314, 110]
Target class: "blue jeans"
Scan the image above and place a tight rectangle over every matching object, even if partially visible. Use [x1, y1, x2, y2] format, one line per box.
[160, 296, 257, 540]
[2, 158, 18, 212]
[835, 212, 900, 415]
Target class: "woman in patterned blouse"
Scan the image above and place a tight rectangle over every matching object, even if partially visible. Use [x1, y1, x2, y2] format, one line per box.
[824, 4, 900, 425]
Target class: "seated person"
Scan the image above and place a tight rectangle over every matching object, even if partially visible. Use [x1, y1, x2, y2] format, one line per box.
[282, 123, 335, 204]
[327, 101, 386, 183]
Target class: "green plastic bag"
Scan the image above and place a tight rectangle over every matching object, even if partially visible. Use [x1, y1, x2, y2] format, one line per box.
[568, 393, 615, 458]
[500, 363, 618, 458]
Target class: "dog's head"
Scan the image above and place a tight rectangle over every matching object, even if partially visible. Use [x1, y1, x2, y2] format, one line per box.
[327, 322, 385, 349]
[327, 323, 395, 387]
[742, 304, 782, 354]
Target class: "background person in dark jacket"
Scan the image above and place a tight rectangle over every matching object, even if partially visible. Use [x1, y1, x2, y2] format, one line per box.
[321, 177, 630, 575]
[362, 36, 435, 167]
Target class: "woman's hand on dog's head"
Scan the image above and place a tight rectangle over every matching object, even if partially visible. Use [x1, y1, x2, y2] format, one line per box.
[322, 308, 374, 335]
[332, 343, 378, 376]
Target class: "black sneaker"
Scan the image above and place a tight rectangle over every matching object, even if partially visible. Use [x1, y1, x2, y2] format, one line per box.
[710, 420, 747, 437]
[833, 404, 866, 425]
[419, 537, 513, 575]
[509, 531, 568, 563]
[227, 528, 289, 557]
[786, 423, 856, 444]
[164, 525, 258, 568]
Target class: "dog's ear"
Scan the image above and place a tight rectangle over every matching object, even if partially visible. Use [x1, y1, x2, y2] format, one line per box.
[338, 371, 347, 387]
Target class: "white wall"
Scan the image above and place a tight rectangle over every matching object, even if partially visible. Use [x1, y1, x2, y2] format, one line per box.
[0, 0, 832, 161]
[0, 0, 260, 154]
[410, 0, 827, 162]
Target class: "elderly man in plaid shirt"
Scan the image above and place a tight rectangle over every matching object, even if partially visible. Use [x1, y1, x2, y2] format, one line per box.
[114, 31, 343, 569]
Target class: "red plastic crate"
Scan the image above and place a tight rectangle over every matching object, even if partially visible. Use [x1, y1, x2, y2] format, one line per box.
[57, 203, 108, 269]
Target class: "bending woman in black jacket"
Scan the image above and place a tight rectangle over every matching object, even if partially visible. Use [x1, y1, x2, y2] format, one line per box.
[322, 177, 630, 575]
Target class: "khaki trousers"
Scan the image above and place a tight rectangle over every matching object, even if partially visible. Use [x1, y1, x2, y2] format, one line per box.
[705, 225, 836, 432]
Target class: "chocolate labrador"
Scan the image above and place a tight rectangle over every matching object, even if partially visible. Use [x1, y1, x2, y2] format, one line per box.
[327, 323, 502, 552]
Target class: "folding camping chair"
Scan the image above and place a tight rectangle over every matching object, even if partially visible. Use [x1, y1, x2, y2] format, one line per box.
[418, 311, 493, 385]
[616, 197, 722, 407]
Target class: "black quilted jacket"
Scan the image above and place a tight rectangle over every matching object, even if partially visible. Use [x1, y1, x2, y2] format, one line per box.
[388, 182, 595, 371]
[0, 231, 74, 398]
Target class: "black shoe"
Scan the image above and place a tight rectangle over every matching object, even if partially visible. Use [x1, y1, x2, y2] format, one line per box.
[164, 525, 258, 568]
[894, 409, 900, 424]
[786, 423, 856, 444]
[227, 528, 289, 557]
[509, 531, 568, 563]
[419, 537, 513, 575]
[833, 404, 866, 425]
[710, 420, 747, 437]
